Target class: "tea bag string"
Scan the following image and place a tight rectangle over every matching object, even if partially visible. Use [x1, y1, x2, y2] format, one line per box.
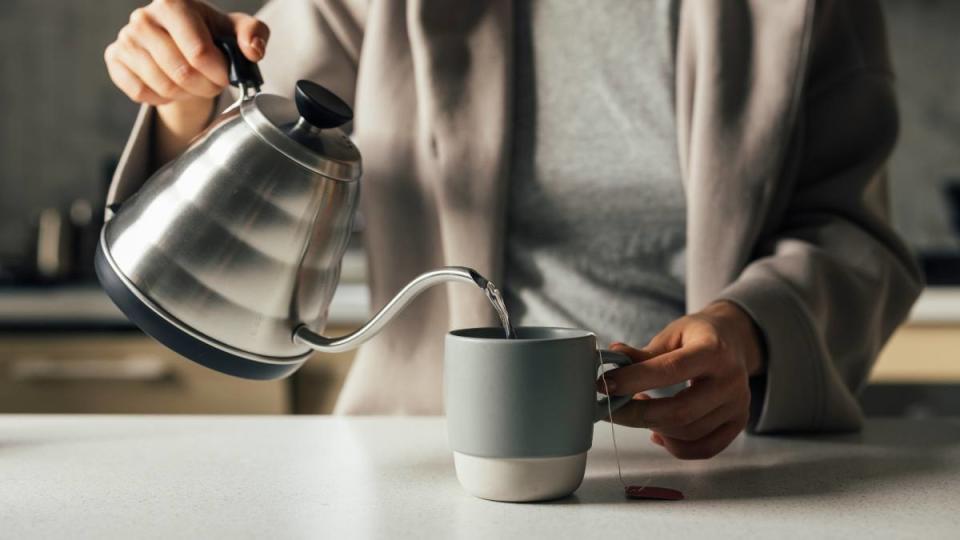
[596, 341, 651, 493]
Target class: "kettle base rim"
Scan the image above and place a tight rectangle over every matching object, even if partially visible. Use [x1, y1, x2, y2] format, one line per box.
[95, 240, 308, 380]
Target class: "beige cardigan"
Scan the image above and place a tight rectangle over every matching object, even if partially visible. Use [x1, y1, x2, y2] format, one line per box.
[107, 0, 922, 432]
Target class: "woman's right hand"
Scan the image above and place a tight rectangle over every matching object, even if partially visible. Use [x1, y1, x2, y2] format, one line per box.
[104, 0, 270, 163]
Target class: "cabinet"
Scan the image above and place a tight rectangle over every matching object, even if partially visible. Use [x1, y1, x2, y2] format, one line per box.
[0, 332, 288, 413]
[872, 324, 960, 383]
[293, 348, 355, 414]
[0, 295, 953, 414]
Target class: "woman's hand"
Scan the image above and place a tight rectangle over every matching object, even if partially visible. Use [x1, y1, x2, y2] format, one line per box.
[104, 0, 270, 163]
[599, 301, 765, 459]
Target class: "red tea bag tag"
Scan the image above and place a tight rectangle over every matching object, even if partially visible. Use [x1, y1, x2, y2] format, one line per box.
[625, 485, 684, 501]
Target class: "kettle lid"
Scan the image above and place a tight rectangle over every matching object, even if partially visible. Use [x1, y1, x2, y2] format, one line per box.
[241, 80, 361, 181]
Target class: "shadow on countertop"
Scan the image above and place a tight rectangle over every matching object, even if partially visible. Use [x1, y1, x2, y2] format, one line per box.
[552, 418, 960, 505]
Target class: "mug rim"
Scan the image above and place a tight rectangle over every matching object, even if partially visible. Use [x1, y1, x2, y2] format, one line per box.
[447, 326, 594, 343]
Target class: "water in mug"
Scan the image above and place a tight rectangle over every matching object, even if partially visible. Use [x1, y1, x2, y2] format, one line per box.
[483, 281, 517, 339]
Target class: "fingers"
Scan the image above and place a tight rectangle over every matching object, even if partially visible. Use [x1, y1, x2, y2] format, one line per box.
[105, 0, 270, 109]
[116, 39, 187, 101]
[655, 418, 746, 460]
[227, 12, 270, 60]
[624, 380, 731, 430]
[104, 48, 170, 106]
[597, 343, 650, 393]
[643, 320, 683, 355]
[129, 12, 223, 97]
[608, 342, 658, 364]
[149, 0, 228, 86]
[599, 392, 649, 427]
[608, 398, 650, 428]
[604, 313, 754, 461]
[603, 345, 712, 396]
[648, 398, 743, 442]
[194, 1, 270, 61]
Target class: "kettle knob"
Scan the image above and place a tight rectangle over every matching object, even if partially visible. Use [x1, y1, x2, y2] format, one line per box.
[294, 80, 353, 129]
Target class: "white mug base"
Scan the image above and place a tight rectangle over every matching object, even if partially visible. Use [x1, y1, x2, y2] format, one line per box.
[453, 451, 587, 502]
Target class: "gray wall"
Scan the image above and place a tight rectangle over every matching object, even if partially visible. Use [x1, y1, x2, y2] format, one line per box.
[885, 0, 960, 251]
[0, 0, 262, 274]
[0, 0, 957, 275]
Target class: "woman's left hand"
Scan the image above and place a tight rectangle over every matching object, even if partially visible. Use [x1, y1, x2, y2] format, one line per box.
[598, 300, 765, 459]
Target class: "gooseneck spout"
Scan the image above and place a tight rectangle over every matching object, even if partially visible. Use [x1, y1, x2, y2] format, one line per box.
[293, 266, 489, 353]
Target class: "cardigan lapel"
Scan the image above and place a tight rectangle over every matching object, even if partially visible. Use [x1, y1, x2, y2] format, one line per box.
[676, 0, 815, 311]
[403, 0, 816, 321]
[407, 0, 513, 327]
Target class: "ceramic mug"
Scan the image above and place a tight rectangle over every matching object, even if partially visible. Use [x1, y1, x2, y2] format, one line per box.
[444, 326, 633, 502]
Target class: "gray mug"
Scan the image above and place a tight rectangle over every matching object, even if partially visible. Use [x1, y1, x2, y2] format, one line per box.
[444, 326, 632, 502]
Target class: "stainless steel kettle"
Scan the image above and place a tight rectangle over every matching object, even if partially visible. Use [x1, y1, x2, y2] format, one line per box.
[95, 38, 488, 380]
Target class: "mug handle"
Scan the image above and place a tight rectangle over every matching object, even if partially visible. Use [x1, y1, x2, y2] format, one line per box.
[594, 350, 634, 422]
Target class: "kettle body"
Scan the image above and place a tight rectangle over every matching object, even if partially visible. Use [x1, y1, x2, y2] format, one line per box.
[98, 94, 359, 379]
[97, 38, 487, 380]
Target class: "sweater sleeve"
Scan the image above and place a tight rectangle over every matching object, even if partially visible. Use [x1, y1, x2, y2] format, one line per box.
[719, 0, 923, 433]
[104, 0, 364, 217]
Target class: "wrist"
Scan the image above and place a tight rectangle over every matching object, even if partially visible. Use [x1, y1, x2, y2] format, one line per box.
[703, 300, 766, 377]
[154, 96, 217, 166]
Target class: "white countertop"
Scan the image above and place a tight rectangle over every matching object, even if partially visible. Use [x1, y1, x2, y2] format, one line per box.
[907, 286, 960, 324]
[1, 416, 958, 539]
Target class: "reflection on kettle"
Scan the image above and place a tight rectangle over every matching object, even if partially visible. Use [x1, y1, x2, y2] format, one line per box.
[95, 37, 489, 380]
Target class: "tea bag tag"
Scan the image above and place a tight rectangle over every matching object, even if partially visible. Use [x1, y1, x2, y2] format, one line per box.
[625, 485, 684, 501]
[596, 340, 685, 502]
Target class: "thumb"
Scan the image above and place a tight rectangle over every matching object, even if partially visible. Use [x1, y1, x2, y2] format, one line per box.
[195, 3, 270, 62]
[609, 342, 658, 363]
[228, 12, 270, 61]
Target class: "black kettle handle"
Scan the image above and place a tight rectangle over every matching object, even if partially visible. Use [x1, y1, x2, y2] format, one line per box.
[214, 36, 263, 91]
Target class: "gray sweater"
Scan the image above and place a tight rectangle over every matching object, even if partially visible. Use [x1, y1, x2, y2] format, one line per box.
[108, 1, 921, 428]
[505, 0, 685, 347]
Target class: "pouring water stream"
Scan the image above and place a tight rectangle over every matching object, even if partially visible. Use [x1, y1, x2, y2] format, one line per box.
[483, 281, 517, 339]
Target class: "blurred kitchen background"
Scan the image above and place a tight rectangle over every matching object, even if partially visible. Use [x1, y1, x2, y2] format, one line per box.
[0, 0, 956, 415]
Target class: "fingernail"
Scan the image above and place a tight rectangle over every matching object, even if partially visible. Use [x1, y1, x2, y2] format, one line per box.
[250, 37, 266, 58]
[651, 433, 664, 446]
[610, 342, 625, 350]
[602, 378, 617, 393]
